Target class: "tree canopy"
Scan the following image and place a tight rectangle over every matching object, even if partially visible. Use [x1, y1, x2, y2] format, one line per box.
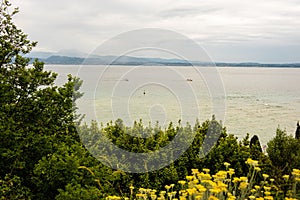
[0, 0, 84, 198]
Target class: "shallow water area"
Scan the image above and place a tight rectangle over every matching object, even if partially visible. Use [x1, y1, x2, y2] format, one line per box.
[45, 65, 300, 145]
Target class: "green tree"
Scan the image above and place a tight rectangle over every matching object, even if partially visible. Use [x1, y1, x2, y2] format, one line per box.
[0, 174, 31, 199]
[55, 183, 102, 200]
[32, 143, 106, 199]
[0, 0, 83, 198]
[267, 128, 300, 176]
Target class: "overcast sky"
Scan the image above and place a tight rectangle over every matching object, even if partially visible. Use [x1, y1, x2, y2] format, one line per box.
[11, 0, 300, 63]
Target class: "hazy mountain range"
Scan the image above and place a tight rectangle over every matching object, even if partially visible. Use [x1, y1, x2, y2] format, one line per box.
[27, 50, 300, 68]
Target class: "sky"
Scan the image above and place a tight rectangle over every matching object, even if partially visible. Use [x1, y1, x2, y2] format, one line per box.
[10, 0, 300, 63]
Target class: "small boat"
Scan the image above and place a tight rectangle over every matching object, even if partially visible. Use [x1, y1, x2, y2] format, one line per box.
[186, 78, 193, 82]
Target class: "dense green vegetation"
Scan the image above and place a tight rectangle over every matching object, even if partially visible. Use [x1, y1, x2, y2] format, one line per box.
[1, 1, 300, 199]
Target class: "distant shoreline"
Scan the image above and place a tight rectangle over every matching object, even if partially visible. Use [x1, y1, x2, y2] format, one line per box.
[28, 55, 300, 68]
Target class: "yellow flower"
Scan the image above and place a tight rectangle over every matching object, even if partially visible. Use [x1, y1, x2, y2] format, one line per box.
[186, 188, 196, 195]
[233, 177, 240, 183]
[250, 189, 256, 193]
[208, 196, 218, 200]
[228, 168, 235, 176]
[240, 176, 248, 182]
[196, 184, 206, 193]
[210, 188, 222, 194]
[139, 188, 146, 193]
[254, 167, 261, 172]
[262, 174, 269, 180]
[145, 189, 152, 193]
[264, 186, 271, 191]
[264, 196, 274, 200]
[193, 179, 199, 184]
[165, 185, 171, 190]
[215, 181, 227, 192]
[224, 162, 231, 167]
[282, 174, 289, 180]
[292, 169, 300, 176]
[202, 180, 216, 187]
[265, 191, 271, 196]
[178, 180, 186, 185]
[239, 182, 248, 190]
[254, 185, 260, 190]
[186, 176, 194, 181]
[203, 168, 210, 173]
[195, 195, 202, 200]
[198, 172, 211, 180]
[256, 198, 264, 200]
[192, 169, 199, 174]
[228, 197, 236, 200]
[136, 194, 145, 198]
[245, 158, 259, 167]
[213, 170, 227, 181]
[270, 178, 275, 182]
[179, 190, 186, 196]
[249, 196, 256, 199]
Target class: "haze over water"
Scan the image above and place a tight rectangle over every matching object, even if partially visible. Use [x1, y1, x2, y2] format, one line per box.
[46, 65, 300, 145]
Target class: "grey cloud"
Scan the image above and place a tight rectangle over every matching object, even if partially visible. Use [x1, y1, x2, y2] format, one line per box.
[10, 0, 300, 62]
[158, 6, 221, 18]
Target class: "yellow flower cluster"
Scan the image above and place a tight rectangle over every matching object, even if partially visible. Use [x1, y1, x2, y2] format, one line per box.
[292, 169, 300, 182]
[133, 188, 159, 200]
[245, 158, 259, 167]
[132, 161, 254, 200]
[106, 195, 122, 200]
[108, 159, 300, 200]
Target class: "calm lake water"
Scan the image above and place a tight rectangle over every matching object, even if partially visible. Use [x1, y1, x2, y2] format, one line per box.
[45, 65, 300, 145]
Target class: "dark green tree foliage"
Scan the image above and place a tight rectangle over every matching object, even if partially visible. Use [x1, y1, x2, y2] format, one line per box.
[78, 117, 256, 193]
[0, 0, 86, 199]
[0, 174, 32, 199]
[250, 135, 262, 152]
[266, 128, 300, 196]
[55, 183, 102, 200]
[249, 135, 263, 159]
[32, 143, 95, 198]
[267, 128, 300, 176]
[296, 121, 300, 139]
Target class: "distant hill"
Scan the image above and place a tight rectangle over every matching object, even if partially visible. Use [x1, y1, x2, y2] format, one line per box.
[29, 55, 193, 66]
[27, 52, 300, 68]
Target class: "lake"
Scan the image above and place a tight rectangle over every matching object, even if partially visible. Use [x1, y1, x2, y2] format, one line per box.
[45, 65, 300, 145]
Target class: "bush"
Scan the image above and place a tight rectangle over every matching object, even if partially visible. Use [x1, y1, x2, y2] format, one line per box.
[267, 128, 300, 175]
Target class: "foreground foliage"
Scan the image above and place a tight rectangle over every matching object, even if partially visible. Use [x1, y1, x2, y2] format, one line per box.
[107, 159, 300, 200]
